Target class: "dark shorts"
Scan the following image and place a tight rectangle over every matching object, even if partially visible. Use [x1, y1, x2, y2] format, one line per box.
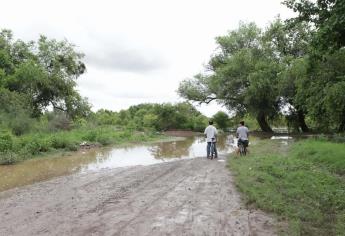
[238, 139, 249, 147]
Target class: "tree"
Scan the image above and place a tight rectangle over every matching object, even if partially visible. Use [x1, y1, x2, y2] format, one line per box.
[281, 2, 345, 131]
[179, 23, 280, 132]
[0, 88, 34, 135]
[299, 49, 345, 131]
[264, 19, 313, 132]
[0, 29, 89, 118]
[212, 111, 229, 131]
[284, 0, 345, 51]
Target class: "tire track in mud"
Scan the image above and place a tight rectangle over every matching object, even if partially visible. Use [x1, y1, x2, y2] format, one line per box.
[0, 156, 279, 236]
[85, 161, 186, 215]
[81, 161, 194, 235]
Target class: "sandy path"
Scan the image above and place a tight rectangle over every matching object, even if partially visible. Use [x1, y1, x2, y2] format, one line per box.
[0, 155, 277, 236]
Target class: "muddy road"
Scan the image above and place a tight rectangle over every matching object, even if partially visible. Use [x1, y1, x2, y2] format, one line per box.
[0, 153, 277, 236]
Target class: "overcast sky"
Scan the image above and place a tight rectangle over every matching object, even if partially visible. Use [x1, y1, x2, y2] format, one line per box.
[1, 0, 295, 117]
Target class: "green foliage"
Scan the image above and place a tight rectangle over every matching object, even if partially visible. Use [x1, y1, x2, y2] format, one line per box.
[46, 112, 73, 131]
[179, 15, 345, 133]
[98, 102, 208, 132]
[0, 29, 90, 119]
[93, 109, 119, 125]
[0, 88, 35, 135]
[179, 22, 282, 132]
[295, 50, 345, 131]
[292, 139, 345, 175]
[0, 125, 162, 165]
[0, 151, 19, 165]
[229, 139, 345, 235]
[0, 132, 14, 151]
[228, 113, 260, 131]
[212, 111, 229, 130]
[0, 101, 207, 164]
[284, 0, 345, 52]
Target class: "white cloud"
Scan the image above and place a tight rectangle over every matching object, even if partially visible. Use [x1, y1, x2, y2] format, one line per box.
[0, 0, 295, 117]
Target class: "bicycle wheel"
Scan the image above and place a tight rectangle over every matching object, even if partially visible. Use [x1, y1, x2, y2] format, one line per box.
[239, 143, 245, 156]
[243, 145, 247, 156]
[210, 143, 214, 159]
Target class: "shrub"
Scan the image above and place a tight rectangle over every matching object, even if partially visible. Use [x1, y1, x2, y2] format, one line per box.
[50, 135, 70, 149]
[66, 143, 79, 151]
[48, 112, 73, 131]
[0, 132, 14, 151]
[24, 140, 42, 155]
[0, 151, 19, 164]
[82, 130, 98, 142]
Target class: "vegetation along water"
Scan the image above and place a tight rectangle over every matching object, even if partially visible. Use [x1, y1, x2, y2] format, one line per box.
[0, 0, 344, 234]
[229, 137, 345, 235]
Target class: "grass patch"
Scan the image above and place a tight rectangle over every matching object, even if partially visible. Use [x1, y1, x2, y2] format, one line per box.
[0, 126, 162, 165]
[229, 139, 345, 235]
[292, 140, 345, 175]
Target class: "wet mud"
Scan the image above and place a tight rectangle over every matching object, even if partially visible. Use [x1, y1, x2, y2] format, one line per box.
[0, 135, 279, 235]
[0, 155, 277, 235]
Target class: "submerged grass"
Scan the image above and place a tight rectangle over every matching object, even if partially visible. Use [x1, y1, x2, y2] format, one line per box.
[0, 126, 162, 165]
[229, 139, 345, 235]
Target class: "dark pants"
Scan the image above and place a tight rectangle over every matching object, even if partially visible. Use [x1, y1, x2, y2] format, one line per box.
[207, 142, 218, 157]
[237, 139, 249, 147]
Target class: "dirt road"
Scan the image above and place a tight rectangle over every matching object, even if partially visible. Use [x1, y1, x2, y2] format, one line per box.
[0, 155, 277, 236]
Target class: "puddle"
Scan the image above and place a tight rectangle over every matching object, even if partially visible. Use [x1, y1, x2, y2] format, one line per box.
[270, 136, 293, 140]
[0, 135, 233, 192]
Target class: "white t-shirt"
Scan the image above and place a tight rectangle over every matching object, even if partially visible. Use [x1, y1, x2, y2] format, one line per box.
[236, 126, 249, 140]
[204, 125, 218, 142]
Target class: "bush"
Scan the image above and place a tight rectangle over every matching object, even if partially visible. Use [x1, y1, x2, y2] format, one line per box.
[82, 130, 98, 142]
[66, 143, 79, 151]
[24, 140, 42, 155]
[0, 132, 14, 151]
[47, 112, 73, 131]
[50, 135, 70, 149]
[0, 151, 19, 164]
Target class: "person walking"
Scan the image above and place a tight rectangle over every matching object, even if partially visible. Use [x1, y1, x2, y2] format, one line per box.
[204, 120, 218, 159]
[236, 121, 249, 155]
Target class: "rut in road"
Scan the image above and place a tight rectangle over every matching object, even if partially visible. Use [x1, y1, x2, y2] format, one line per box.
[0, 155, 278, 236]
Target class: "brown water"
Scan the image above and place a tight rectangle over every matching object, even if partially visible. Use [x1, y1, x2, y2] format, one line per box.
[0, 135, 235, 192]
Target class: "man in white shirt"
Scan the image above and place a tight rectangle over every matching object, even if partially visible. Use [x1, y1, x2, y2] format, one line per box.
[236, 121, 249, 154]
[204, 121, 218, 159]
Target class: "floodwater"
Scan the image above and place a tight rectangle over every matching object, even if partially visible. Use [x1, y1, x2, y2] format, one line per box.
[0, 135, 235, 192]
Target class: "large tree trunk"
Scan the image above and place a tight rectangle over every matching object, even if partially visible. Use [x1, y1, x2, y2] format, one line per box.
[297, 109, 309, 133]
[256, 112, 273, 132]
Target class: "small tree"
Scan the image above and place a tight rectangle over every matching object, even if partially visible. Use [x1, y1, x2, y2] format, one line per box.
[212, 111, 229, 131]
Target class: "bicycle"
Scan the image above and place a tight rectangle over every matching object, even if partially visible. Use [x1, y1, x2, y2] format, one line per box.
[238, 140, 247, 156]
[209, 138, 217, 159]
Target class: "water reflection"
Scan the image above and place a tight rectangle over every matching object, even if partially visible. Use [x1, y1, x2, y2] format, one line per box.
[0, 135, 233, 192]
[271, 136, 293, 140]
[148, 137, 195, 159]
[84, 135, 233, 171]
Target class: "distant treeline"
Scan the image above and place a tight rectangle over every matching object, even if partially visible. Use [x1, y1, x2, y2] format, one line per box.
[93, 103, 208, 132]
[179, 0, 345, 132]
[0, 29, 214, 164]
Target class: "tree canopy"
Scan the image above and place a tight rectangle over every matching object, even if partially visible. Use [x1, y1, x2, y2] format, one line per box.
[0, 29, 89, 119]
[283, 0, 345, 52]
[179, 12, 345, 132]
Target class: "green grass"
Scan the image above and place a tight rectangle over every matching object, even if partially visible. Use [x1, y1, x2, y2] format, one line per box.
[0, 126, 162, 165]
[292, 140, 345, 175]
[229, 139, 345, 235]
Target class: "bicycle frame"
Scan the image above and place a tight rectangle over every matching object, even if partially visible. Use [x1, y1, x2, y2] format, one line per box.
[210, 142, 216, 159]
[238, 142, 246, 156]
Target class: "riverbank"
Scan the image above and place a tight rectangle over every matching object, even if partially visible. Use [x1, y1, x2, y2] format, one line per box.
[228, 138, 345, 235]
[0, 126, 164, 165]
